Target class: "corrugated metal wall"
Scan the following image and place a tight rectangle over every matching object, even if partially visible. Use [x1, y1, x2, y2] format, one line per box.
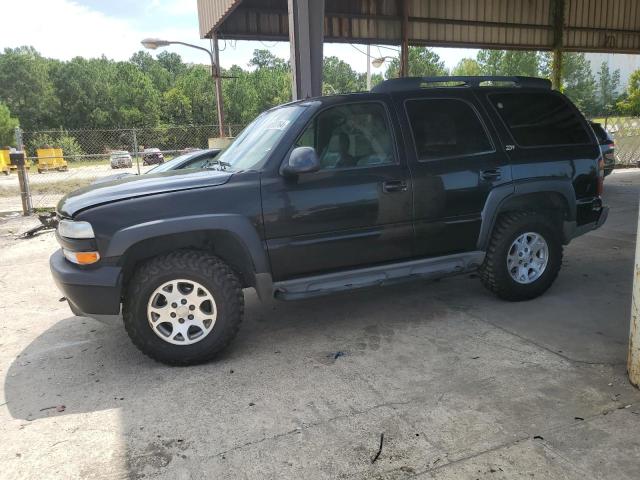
[199, 0, 640, 53]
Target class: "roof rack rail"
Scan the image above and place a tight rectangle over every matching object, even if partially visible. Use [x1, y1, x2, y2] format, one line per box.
[371, 76, 551, 93]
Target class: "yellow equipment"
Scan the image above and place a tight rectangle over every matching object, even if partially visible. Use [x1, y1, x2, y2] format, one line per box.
[0, 148, 10, 175]
[36, 147, 68, 173]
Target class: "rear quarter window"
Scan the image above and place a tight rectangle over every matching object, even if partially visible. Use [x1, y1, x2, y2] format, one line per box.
[490, 92, 591, 147]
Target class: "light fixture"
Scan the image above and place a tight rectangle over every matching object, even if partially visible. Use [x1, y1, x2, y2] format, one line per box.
[141, 38, 170, 50]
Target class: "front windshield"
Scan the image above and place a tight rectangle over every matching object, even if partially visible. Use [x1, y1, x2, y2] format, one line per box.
[147, 151, 198, 173]
[215, 105, 305, 171]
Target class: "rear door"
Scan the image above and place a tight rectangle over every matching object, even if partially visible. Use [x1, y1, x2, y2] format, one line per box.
[395, 90, 511, 257]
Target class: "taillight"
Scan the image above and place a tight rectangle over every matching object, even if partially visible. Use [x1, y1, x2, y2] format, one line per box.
[597, 157, 605, 196]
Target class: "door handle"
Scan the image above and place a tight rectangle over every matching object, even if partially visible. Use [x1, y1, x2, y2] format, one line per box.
[480, 168, 502, 181]
[382, 180, 408, 193]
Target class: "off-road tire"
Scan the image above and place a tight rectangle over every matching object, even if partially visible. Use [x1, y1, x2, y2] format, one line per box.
[479, 211, 563, 301]
[123, 250, 244, 366]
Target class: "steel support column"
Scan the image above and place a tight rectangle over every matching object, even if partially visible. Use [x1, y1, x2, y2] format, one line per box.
[551, 0, 565, 90]
[288, 0, 325, 100]
[400, 0, 409, 77]
[630, 199, 640, 387]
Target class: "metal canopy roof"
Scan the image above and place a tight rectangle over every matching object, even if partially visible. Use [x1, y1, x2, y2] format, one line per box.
[198, 0, 640, 53]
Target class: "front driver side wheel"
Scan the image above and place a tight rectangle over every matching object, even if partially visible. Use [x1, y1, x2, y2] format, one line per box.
[123, 250, 244, 365]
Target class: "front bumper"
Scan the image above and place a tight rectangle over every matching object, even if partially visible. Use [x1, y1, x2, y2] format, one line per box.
[50, 249, 123, 324]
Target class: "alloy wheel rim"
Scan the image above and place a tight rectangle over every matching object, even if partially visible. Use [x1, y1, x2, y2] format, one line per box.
[506, 232, 549, 285]
[147, 279, 217, 345]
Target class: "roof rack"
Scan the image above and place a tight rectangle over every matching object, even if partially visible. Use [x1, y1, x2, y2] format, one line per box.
[371, 76, 551, 93]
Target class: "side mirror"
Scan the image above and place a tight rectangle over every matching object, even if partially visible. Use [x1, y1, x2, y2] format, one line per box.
[282, 147, 320, 176]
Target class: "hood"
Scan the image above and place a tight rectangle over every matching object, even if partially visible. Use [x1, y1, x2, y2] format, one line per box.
[58, 168, 233, 217]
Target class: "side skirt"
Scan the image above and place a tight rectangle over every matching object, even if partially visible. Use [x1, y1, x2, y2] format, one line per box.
[273, 251, 485, 300]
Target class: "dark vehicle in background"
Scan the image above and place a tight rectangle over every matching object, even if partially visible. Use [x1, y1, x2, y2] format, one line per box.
[590, 122, 615, 176]
[51, 76, 608, 366]
[142, 148, 164, 166]
[93, 148, 221, 185]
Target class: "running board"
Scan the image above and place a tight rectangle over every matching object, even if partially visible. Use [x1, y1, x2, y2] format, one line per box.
[273, 251, 485, 300]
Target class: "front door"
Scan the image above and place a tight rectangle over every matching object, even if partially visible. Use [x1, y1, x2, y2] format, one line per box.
[261, 100, 414, 281]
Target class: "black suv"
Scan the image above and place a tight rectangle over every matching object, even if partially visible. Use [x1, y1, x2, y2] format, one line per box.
[50, 76, 608, 365]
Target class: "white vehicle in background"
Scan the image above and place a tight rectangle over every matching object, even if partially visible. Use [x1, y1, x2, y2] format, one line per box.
[109, 151, 133, 169]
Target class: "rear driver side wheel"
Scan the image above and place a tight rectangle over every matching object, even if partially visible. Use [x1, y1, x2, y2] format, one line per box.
[123, 250, 244, 365]
[479, 211, 563, 301]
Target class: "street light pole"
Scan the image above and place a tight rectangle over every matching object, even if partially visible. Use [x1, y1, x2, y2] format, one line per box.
[211, 33, 225, 138]
[141, 37, 225, 138]
[366, 45, 371, 90]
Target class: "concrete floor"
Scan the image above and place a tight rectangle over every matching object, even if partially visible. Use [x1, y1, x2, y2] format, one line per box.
[1, 171, 640, 480]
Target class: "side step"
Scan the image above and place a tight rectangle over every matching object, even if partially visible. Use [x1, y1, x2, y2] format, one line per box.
[273, 251, 485, 300]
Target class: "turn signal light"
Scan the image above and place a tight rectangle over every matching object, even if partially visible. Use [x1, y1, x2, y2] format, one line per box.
[63, 249, 100, 265]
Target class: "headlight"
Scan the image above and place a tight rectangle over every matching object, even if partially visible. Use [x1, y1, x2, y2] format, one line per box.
[58, 220, 95, 239]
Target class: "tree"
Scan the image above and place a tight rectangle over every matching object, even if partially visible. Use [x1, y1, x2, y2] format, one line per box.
[110, 62, 162, 127]
[162, 88, 192, 125]
[0, 46, 59, 130]
[130, 51, 172, 92]
[0, 102, 19, 146]
[596, 61, 621, 115]
[49, 56, 117, 129]
[618, 70, 640, 115]
[452, 58, 481, 76]
[323, 56, 364, 93]
[385, 47, 447, 78]
[558, 53, 597, 115]
[249, 49, 288, 71]
[157, 51, 187, 79]
[477, 50, 540, 76]
[175, 65, 219, 125]
[248, 49, 291, 112]
[222, 65, 259, 125]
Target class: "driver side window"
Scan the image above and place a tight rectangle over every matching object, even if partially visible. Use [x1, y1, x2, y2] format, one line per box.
[296, 102, 396, 170]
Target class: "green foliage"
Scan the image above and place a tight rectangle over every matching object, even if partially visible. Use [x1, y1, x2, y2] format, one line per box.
[323, 56, 365, 94]
[0, 46, 59, 130]
[597, 62, 621, 115]
[1, 44, 630, 134]
[0, 102, 19, 146]
[618, 70, 640, 115]
[452, 58, 481, 76]
[28, 130, 84, 159]
[555, 53, 597, 116]
[477, 50, 539, 76]
[385, 47, 447, 78]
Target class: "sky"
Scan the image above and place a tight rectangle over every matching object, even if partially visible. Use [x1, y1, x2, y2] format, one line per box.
[1, 0, 477, 74]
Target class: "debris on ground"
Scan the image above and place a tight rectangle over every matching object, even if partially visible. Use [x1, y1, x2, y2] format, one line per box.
[371, 433, 384, 464]
[21, 212, 58, 238]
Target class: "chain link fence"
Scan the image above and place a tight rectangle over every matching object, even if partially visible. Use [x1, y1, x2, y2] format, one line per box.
[597, 117, 640, 166]
[0, 124, 245, 212]
[2, 117, 640, 214]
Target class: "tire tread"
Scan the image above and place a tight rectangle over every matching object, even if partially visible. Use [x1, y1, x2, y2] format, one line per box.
[123, 250, 243, 366]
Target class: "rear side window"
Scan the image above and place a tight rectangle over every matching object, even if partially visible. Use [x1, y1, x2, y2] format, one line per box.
[490, 92, 590, 147]
[405, 99, 493, 161]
